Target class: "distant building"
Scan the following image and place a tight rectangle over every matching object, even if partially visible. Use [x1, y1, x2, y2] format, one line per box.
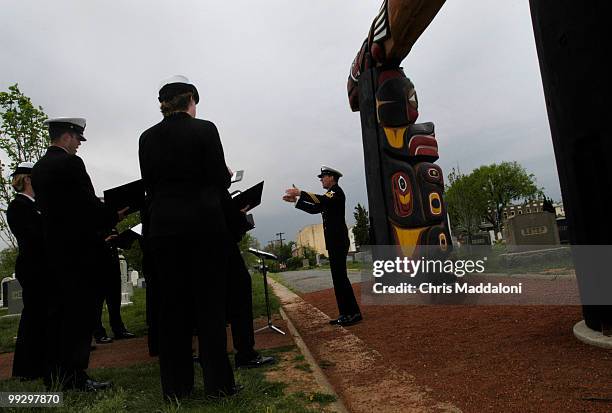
[295, 223, 357, 257]
[499, 201, 565, 221]
[478, 201, 565, 241]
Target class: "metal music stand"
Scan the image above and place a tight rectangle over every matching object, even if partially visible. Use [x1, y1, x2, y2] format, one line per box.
[248, 248, 286, 335]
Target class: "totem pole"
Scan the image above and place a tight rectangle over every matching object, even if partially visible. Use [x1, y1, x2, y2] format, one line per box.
[348, 0, 448, 257]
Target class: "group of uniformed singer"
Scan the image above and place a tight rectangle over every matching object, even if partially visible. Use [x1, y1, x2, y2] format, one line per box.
[7, 75, 360, 400]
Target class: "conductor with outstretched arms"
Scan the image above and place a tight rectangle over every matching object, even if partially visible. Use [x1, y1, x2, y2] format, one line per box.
[283, 166, 362, 326]
[138, 75, 237, 399]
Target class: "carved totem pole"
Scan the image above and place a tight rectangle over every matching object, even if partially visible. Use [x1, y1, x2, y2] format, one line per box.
[348, 0, 448, 256]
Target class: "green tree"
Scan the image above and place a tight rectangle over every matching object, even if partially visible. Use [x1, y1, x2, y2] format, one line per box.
[472, 161, 541, 238]
[0, 247, 18, 283]
[352, 203, 370, 250]
[0, 84, 49, 247]
[116, 212, 143, 273]
[301, 245, 318, 266]
[445, 168, 487, 243]
[238, 232, 260, 268]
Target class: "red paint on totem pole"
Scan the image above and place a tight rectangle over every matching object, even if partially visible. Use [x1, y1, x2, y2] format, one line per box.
[408, 135, 439, 161]
[371, 42, 386, 63]
[391, 171, 413, 217]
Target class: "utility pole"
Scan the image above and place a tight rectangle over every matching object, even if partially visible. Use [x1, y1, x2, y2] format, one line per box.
[276, 232, 285, 247]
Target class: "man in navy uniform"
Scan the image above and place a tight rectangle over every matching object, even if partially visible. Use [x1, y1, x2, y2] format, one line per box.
[139, 76, 237, 398]
[32, 118, 127, 391]
[283, 166, 362, 326]
[222, 189, 275, 369]
[7, 162, 47, 380]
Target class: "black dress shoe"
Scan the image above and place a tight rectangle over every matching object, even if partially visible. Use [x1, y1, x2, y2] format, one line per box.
[329, 316, 345, 325]
[95, 336, 113, 344]
[75, 379, 112, 392]
[235, 355, 276, 369]
[338, 313, 363, 326]
[113, 330, 136, 340]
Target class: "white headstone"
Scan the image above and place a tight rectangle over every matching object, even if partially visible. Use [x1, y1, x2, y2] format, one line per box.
[118, 255, 128, 283]
[130, 270, 139, 286]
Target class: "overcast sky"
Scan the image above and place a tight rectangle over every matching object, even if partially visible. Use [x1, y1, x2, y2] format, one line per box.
[0, 0, 560, 246]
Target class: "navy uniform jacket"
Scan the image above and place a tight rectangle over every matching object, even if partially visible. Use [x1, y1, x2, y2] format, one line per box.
[6, 194, 45, 287]
[31, 146, 118, 257]
[296, 184, 350, 250]
[139, 112, 230, 241]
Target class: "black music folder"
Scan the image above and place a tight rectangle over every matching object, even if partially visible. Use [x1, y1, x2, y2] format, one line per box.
[103, 179, 145, 214]
[232, 181, 264, 212]
[113, 224, 143, 249]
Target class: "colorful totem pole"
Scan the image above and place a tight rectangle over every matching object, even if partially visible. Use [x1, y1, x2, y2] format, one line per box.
[348, 0, 448, 257]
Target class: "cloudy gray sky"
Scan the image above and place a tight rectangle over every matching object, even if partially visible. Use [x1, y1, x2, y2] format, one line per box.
[0, 0, 560, 246]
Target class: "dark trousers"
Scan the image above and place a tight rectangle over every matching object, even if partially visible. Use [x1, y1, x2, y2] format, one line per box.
[93, 252, 125, 337]
[227, 245, 257, 364]
[328, 246, 360, 316]
[12, 279, 47, 380]
[149, 236, 234, 398]
[44, 251, 98, 387]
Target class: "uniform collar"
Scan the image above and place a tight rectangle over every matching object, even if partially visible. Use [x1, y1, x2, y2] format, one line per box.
[48, 145, 68, 154]
[17, 192, 35, 203]
[163, 112, 192, 121]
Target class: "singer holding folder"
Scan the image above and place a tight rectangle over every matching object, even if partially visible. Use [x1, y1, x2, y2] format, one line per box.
[139, 75, 237, 399]
[32, 117, 129, 391]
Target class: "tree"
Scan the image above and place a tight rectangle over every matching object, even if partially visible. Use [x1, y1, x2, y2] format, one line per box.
[472, 161, 541, 238]
[263, 239, 295, 263]
[116, 212, 143, 273]
[445, 168, 487, 243]
[352, 203, 370, 250]
[0, 84, 49, 247]
[238, 232, 260, 268]
[0, 247, 18, 283]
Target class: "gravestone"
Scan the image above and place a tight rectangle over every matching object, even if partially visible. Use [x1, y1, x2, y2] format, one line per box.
[556, 218, 570, 244]
[1, 276, 13, 308]
[504, 211, 560, 252]
[302, 259, 309, 268]
[130, 270, 139, 286]
[118, 255, 133, 306]
[6, 278, 23, 315]
[137, 278, 146, 288]
[469, 233, 492, 247]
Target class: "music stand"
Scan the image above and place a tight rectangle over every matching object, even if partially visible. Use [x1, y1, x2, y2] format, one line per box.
[248, 248, 286, 335]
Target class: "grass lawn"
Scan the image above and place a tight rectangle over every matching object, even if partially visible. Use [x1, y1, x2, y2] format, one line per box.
[0, 271, 329, 412]
[1, 272, 279, 355]
[0, 345, 334, 413]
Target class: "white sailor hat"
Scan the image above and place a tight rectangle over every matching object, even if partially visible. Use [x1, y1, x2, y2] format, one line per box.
[11, 161, 34, 176]
[317, 165, 343, 178]
[158, 75, 199, 104]
[43, 117, 87, 141]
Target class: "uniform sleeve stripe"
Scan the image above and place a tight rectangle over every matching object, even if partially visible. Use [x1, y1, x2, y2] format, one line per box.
[306, 192, 320, 204]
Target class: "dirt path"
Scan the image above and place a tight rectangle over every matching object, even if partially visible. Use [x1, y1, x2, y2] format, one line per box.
[271, 278, 461, 413]
[302, 283, 612, 413]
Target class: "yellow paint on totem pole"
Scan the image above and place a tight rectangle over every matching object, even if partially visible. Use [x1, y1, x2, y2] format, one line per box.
[399, 193, 411, 205]
[383, 127, 407, 149]
[429, 193, 442, 215]
[392, 225, 426, 257]
[439, 233, 448, 252]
